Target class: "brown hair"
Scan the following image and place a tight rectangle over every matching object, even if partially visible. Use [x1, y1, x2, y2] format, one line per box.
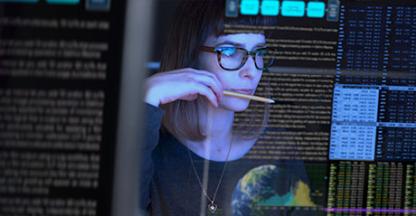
[159, 0, 274, 141]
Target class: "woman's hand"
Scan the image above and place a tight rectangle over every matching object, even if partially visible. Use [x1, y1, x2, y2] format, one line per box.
[144, 68, 224, 107]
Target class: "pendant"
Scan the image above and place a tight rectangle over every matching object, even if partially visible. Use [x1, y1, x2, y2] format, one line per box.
[208, 202, 217, 214]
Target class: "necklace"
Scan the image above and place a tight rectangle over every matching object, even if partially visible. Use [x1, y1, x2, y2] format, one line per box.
[186, 139, 233, 214]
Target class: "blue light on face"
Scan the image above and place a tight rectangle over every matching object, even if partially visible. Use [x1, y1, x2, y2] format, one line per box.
[281, 1, 305, 17]
[307, 2, 326, 18]
[261, 0, 279, 16]
[240, 0, 260, 15]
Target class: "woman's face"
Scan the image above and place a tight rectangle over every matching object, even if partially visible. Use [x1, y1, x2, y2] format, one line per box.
[198, 33, 266, 112]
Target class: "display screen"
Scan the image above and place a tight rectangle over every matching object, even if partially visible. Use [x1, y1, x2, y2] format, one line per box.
[224, 0, 416, 214]
[0, 0, 126, 215]
[146, 0, 416, 215]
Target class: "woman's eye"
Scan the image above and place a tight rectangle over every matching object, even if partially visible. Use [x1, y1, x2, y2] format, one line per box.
[217, 47, 237, 57]
[256, 49, 267, 57]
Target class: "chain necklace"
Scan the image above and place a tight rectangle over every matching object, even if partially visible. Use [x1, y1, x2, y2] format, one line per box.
[186, 138, 233, 214]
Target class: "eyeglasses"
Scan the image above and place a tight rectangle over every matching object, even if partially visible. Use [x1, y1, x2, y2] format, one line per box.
[200, 45, 274, 71]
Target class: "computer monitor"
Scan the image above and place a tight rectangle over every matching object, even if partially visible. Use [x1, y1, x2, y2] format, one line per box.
[144, 0, 416, 215]
[0, 0, 152, 215]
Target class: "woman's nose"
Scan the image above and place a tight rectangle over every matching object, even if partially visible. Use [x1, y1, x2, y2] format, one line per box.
[239, 55, 257, 79]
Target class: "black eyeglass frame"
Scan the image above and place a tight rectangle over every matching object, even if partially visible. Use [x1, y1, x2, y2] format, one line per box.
[200, 45, 274, 71]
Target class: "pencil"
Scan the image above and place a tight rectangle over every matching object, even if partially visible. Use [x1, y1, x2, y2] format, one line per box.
[223, 90, 275, 104]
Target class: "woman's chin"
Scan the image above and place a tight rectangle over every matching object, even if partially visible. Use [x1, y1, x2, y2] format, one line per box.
[220, 98, 251, 112]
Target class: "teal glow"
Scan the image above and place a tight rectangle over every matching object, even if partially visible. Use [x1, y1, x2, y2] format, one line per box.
[47, 0, 79, 4]
[240, 0, 260, 15]
[258, 192, 294, 206]
[261, 0, 279, 16]
[281, 1, 305, 17]
[307, 2, 325, 18]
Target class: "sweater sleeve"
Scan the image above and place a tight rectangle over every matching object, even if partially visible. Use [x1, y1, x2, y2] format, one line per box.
[139, 103, 164, 211]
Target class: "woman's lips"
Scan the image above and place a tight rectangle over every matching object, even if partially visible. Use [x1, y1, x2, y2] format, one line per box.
[228, 89, 254, 95]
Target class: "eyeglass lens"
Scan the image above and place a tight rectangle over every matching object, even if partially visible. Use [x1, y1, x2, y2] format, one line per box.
[216, 47, 272, 70]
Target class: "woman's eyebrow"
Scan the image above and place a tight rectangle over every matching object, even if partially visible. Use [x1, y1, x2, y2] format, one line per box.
[215, 41, 243, 47]
[255, 43, 267, 48]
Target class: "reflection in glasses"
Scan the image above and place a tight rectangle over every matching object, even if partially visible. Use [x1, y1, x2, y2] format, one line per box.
[200, 45, 274, 71]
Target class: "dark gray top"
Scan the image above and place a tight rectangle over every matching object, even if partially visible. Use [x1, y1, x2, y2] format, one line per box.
[140, 104, 318, 216]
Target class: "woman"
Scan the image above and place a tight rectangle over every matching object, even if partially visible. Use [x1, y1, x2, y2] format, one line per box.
[141, 0, 309, 215]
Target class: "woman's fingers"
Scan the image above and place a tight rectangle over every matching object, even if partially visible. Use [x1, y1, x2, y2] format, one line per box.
[144, 67, 224, 107]
[169, 68, 223, 102]
[186, 69, 223, 100]
[181, 94, 198, 101]
[190, 82, 219, 107]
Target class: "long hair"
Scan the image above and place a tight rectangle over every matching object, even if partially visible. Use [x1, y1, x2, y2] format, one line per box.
[159, 0, 274, 141]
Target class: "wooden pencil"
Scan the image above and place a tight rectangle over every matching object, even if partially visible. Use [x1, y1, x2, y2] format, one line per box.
[223, 90, 275, 104]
